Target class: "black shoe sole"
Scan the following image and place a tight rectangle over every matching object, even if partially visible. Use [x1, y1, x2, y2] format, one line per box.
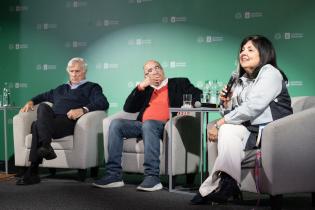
[209, 188, 242, 204]
[37, 147, 57, 160]
[16, 176, 41, 185]
[190, 193, 213, 205]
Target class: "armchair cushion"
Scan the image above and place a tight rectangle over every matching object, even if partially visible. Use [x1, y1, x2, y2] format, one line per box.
[25, 134, 74, 150]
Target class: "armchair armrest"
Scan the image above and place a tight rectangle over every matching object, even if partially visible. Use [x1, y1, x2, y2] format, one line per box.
[73, 110, 107, 167]
[13, 102, 52, 148]
[261, 107, 315, 194]
[13, 104, 42, 166]
[13, 107, 38, 151]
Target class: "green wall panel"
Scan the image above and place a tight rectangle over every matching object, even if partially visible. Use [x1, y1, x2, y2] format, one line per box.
[0, 0, 314, 160]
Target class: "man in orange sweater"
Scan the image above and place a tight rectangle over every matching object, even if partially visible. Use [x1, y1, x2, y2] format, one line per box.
[93, 60, 201, 191]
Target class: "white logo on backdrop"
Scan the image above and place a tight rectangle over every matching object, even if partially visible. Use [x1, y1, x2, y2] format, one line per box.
[66, 1, 88, 8]
[96, 19, 120, 27]
[128, 0, 153, 4]
[235, 13, 242, 19]
[285, 32, 304, 40]
[36, 64, 57, 71]
[96, 63, 119, 70]
[36, 23, 58, 31]
[162, 16, 187, 23]
[128, 39, 152, 46]
[235, 11, 263, 19]
[162, 61, 187, 69]
[288, 81, 303, 86]
[170, 61, 186, 69]
[9, 43, 29, 50]
[15, 83, 28, 88]
[274, 33, 282, 40]
[197, 35, 224, 43]
[65, 41, 88, 48]
[9, 5, 29, 12]
[274, 32, 304, 40]
[284, 33, 291, 40]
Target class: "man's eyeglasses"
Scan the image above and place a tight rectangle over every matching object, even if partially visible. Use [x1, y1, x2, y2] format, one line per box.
[145, 65, 162, 76]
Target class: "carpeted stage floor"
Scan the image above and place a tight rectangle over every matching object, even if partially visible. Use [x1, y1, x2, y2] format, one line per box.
[0, 170, 313, 210]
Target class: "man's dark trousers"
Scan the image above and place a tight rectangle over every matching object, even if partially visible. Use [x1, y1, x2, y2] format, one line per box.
[29, 103, 76, 163]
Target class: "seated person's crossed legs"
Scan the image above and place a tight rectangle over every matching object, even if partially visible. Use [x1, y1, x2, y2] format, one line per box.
[17, 103, 76, 185]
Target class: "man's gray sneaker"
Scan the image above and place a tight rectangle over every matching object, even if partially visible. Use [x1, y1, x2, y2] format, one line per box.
[92, 176, 124, 188]
[137, 176, 163, 192]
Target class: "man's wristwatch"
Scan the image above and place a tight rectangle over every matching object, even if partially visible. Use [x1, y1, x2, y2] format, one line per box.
[82, 107, 88, 114]
[215, 123, 220, 130]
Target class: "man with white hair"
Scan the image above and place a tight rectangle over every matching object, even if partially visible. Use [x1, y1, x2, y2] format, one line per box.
[16, 57, 109, 185]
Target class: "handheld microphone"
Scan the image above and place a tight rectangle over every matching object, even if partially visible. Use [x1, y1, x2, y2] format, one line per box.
[219, 71, 238, 106]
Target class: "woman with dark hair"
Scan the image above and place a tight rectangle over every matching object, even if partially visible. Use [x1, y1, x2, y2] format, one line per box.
[191, 35, 293, 205]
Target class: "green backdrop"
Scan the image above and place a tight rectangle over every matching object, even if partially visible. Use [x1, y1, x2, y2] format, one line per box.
[1, 0, 314, 160]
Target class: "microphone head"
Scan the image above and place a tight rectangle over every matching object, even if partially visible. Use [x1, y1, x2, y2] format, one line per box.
[232, 70, 238, 76]
[231, 71, 238, 80]
[194, 101, 201, 108]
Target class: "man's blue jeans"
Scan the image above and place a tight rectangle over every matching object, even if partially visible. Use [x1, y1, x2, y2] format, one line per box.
[106, 119, 165, 179]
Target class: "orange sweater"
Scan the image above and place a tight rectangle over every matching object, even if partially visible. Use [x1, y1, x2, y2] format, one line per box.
[142, 85, 170, 122]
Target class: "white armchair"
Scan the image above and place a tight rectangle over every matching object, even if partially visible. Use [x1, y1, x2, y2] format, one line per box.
[13, 103, 107, 179]
[207, 96, 315, 209]
[102, 111, 201, 184]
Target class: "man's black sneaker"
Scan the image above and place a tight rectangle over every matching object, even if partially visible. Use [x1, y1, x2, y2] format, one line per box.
[16, 174, 41, 185]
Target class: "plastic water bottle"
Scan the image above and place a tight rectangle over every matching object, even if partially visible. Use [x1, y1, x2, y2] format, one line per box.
[201, 80, 210, 104]
[209, 80, 219, 105]
[2, 82, 11, 106]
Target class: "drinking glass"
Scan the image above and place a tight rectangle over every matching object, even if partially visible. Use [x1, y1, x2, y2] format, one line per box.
[182, 94, 192, 108]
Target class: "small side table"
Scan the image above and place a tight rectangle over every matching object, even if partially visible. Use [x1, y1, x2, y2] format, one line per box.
[0, 106, 20, 174]
[168, 107, 219, 193]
